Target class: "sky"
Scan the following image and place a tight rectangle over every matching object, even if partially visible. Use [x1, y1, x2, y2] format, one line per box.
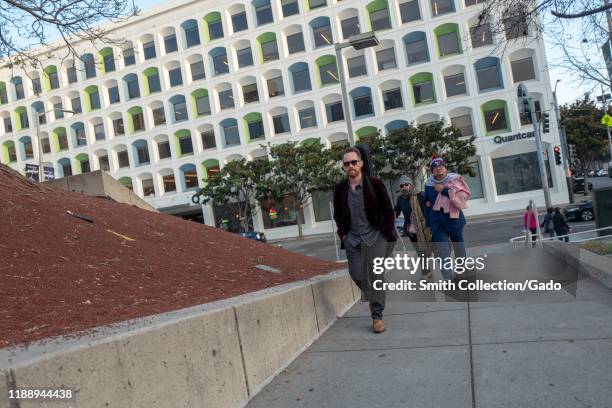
[133, 0, 598, 106]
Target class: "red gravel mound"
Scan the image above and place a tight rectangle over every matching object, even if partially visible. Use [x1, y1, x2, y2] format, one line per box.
[0, 165, 341, 348]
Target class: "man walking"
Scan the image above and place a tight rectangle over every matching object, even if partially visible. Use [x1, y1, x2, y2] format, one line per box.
[552, 207, 570, 242]
[333, 147, 396, 333]
[424, 157, 471, 281]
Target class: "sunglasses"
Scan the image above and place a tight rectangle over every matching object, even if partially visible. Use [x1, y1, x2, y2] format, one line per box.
[399, 183, 412, 188]
[343, 160, 360, 167]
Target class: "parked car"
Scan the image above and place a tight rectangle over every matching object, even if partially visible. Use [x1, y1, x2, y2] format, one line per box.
[572, 177, 593, 193]
[564, 201, 595, 222]
[596, 169, 607, 177]
[238, 231, 267, 243]
[395, 216, 407, 236]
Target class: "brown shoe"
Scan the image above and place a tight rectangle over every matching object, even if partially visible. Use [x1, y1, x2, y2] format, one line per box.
[372, 319, 386, 333]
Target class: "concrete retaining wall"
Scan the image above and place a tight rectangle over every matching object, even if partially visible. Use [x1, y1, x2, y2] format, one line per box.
[46, 171, 157, 212]
[0, 270, 356, 408]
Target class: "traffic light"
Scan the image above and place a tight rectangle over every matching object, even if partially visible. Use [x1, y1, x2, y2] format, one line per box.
[542, 112, 550, 133]
[554, 145, 562, 165]
[517, 84, 530, 115]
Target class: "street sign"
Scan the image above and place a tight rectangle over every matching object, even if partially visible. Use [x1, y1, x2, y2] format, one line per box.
[601, 114, 612, 128]
[24, 164, 55, 182]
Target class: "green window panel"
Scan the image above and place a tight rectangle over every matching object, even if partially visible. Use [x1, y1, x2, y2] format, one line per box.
[174, 129, 193, 156]
[127, 106, 144, 134]
[202, 158, 220, 180]
[1, 141, 16, 164]
[366, 0, 392, 31]
[355, 126, 378, 141]
[42, 66, 59, 92]
[433, 23, 462, 57]
[409, 72, 436, 105]
[142, 67, 161, 95]
[98, 48, 115, 74]
[191, 89, 210, 117]
[203, 12, 224, 42]
[243, 112, 264, 142]
[74, 153, 89, 174]
[256, 32, 278, 63]
[84, 85, 100, 112]
[13, 106, 28, 131]
[52, 127, 67, 153]
[314, 55, 338, 87]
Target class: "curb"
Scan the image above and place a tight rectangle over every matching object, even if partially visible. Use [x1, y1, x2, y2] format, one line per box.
[1, 270, 358, 408]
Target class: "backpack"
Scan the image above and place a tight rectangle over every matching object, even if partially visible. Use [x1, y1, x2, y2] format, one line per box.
[355, 143, 373, 177]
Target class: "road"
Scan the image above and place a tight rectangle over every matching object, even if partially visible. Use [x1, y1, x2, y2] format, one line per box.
[274, 212, 597, 262]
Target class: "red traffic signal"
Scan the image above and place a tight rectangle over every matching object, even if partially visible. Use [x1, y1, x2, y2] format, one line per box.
[554, 146, 562, 165]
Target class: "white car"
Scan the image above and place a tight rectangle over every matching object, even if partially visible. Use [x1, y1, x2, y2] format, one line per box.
[596, 169, 607, 177]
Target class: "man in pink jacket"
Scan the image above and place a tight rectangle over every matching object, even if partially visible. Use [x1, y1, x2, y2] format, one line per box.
[424, 157, 471, 281]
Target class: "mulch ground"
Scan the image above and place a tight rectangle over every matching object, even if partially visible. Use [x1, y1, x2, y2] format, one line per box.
[0, 165, 342, 348]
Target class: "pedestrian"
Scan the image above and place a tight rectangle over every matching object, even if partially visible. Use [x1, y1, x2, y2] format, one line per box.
[394, 175, 433, 278]
[424, 156, 471, 281]
[333, 147, 396, 334]
[523, 206, 538, 247]
[552, 207, 570, 242]
[540, 207, 555, 238]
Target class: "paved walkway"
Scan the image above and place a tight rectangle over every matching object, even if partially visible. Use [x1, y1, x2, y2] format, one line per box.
[248, 247, 612, 408]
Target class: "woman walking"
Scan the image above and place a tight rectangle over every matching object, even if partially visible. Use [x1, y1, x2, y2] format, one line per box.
[523, 206, 538, 247]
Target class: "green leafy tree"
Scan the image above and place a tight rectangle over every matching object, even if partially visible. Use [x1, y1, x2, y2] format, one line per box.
[195, 158, 269, 231]
[257, 141, 342, 238]
[369, 121, 476, 189]
[561, 94, 609, 194]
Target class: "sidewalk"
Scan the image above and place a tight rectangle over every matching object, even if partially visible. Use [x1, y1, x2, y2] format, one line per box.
[247, 247, 612, 408]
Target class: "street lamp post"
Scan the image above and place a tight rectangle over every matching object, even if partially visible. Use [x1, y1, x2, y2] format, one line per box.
[551, 79, 574, 203]
[35, 108, 74, 182]
[519, 83, 552, 209]
[334, 32, 380, 146]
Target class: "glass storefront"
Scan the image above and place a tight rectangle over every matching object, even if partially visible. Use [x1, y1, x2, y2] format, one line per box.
[463, 160, 484, 199]
[261, 195, 304, 229]
[312, 190, 333, 222]
[492, 151, 553, 195]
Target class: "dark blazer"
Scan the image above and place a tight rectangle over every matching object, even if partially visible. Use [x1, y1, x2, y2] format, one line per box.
[333, 176, 396, 242]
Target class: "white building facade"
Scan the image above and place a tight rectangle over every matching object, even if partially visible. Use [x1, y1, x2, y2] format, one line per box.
[0, 0, 568, 239]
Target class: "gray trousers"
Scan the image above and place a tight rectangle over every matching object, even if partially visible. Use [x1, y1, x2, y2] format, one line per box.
[345, 237, 394, 320]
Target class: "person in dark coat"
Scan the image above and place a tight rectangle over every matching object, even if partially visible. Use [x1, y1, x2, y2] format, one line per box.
[394, 175, 432, 278]
[540, 207, 555, 238]
[333, 147, 396, 333]
[552, 207, 570, 242]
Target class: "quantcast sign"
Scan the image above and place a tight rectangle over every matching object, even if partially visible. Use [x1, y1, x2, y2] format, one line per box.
[493, 131, 535, 144]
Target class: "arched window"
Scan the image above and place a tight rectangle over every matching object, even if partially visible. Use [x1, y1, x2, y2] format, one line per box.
[175, 129, 194, 156]
[403, 32, 430, 65]
[257, 33, 279, 63]
[289, 62, 312, 93]
[182, 20, 201, 47]
[204, 12, 224, 41]
[474, 57, 503, 92]
[409, 72, 436, 105]
[82, 53, 96, 79]
[366, 0, 391, 31]
[310, 17, 333, 48]
[169, 95, 188, 123]
[123, 73, 140, 99]
[180, 164, 199, 190]
[349, 87, 374, 118]
[210, 47, 230, 76]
